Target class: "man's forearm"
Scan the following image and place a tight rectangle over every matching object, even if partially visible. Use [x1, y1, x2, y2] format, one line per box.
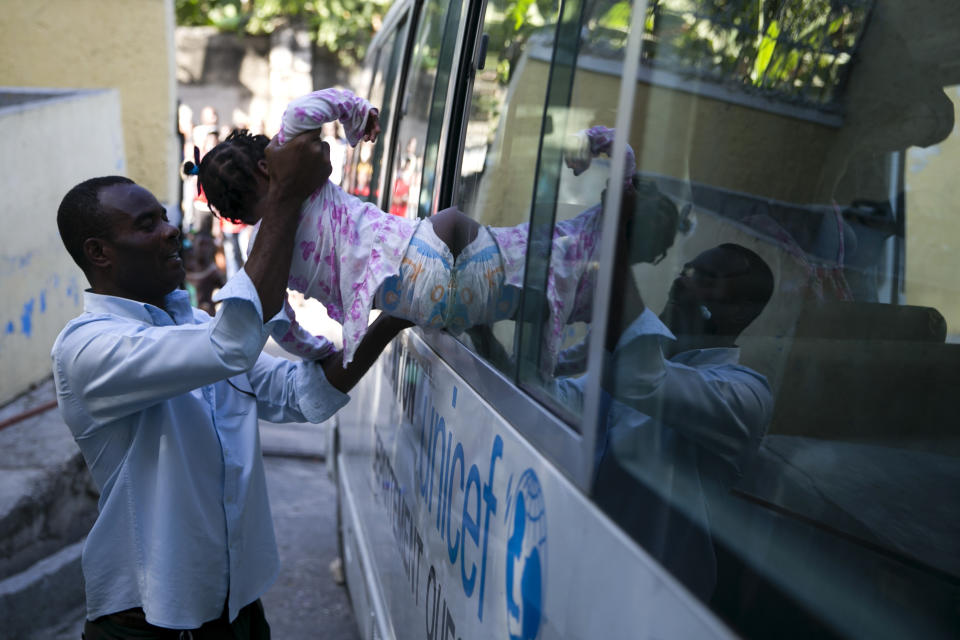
[322, 315, 413, 393]
[244, 193, 302, 319]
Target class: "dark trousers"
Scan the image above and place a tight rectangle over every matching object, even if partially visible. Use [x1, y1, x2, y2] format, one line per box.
[83, 599, 269, 640]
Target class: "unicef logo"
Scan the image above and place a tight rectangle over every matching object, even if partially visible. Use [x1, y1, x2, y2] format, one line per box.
[505, 469, 546, 640]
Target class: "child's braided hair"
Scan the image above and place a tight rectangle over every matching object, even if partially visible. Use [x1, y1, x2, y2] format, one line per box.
[181, 129, 269, 224]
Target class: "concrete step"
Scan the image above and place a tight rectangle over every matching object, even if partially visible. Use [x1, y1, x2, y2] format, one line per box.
[0, 377, 97, 635]
[0, 540, 85, 639]
[0, 377, 99, 582]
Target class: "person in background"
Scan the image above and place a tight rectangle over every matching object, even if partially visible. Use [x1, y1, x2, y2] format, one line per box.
[182, 230, 224, 315]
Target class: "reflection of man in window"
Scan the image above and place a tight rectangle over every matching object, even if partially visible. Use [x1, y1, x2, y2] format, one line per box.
[590, 243, 775, 599]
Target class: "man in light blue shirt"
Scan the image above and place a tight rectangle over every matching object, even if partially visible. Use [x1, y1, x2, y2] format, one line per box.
[593, 243, 775, 600]
[52, 132, 409, 637]
[547, 243, 774, 599]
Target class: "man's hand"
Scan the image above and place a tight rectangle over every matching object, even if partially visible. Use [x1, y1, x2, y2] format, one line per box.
[563, 131, 591, 176]
[263, 130, 329, 207]
[363, 109, 381, 143]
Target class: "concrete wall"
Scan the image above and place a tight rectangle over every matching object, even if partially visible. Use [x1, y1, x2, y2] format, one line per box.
[0, 89, 126, 406]
[0, 0, 177, 205]
[905, 86, 960, 338]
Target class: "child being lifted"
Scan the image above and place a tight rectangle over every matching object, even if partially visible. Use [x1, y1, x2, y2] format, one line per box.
[187, 88, 681, 370]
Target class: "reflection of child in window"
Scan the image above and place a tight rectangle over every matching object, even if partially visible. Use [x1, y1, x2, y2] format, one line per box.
[192, 89, 681, 369]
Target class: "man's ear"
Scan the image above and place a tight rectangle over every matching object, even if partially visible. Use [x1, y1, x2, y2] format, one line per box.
[257, 158, 269, 177]
[83, 237, 112, 270]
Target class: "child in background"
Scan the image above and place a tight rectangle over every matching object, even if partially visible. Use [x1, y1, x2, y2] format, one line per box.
[182, 231, 225, 316]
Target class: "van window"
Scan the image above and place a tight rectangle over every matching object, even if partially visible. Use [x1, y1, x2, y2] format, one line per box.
[453, 0, 562, 379]
[385, 0, 465, 219]
[485, 0, 636, 426]
[586, 1, 960, 638]
[346, 19, 405, 202]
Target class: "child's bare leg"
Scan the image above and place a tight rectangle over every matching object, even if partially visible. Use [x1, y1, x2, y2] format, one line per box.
[428, 207, 480, 259]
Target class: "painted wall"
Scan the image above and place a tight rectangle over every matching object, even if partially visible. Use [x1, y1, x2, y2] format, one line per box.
[0, 89, 126, 406]
[905, 86, 960, 338]
[0, 0, 177, 204]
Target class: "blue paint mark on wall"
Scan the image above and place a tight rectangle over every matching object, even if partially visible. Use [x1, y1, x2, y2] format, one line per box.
[4, 321, 13, 335]
[40, 291, 46, 313]
[68, 277, 81, 306]
[20, 299, 34, 337]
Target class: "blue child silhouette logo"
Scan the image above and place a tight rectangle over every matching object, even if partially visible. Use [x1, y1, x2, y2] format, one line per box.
[505, 469, 546, 640]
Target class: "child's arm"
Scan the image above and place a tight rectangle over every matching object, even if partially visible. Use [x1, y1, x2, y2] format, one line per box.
[279, 88, 380, 147]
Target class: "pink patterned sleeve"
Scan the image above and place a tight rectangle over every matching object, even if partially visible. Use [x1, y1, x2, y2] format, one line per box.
[278, 88, 376, 146]
[270, 297, 338, 361]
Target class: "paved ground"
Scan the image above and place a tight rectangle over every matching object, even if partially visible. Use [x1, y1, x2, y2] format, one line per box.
[260, 452, 358, 639]
[259, 296, 358, 639]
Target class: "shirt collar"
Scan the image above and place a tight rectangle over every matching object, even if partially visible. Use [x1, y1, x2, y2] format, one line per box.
[83, 288, 195, 326]
[616, 308, 741, 365]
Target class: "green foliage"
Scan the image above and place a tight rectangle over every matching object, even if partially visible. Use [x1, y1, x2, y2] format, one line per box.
[645, 0, 870, 104]
[174, 0, 392, 66]
[483, 0, 558, 86]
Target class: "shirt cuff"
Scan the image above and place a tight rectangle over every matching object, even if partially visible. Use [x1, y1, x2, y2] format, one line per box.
[213, 268, 291, 334]
[294, 359, 350, 423]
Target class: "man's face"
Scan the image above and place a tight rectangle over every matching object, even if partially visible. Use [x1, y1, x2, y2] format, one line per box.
[664, 247, 755, 338]
[97, 183, 183, 304]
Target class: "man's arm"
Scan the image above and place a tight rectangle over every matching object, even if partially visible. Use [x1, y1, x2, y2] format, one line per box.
[607, 311, 771, 482]
[321, 314, 413, 393]
[245, 314, 410, 427]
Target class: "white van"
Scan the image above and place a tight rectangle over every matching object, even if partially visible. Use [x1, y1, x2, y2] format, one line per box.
[331, 1, 960, 638]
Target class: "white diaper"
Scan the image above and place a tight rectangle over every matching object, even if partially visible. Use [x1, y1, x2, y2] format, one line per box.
[374, 222, 518, 331]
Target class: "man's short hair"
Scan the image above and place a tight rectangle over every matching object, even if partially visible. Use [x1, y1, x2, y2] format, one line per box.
[57, 176, 134, 271]
[716, 243, 775, 306]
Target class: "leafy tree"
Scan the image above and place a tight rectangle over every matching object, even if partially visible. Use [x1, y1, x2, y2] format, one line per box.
[642, 0, 870, 106]
[175, 0, 392, 66]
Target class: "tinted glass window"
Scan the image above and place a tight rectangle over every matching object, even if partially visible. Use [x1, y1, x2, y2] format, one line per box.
[511, 0, 634, 425]
[453, 0, 563, 377]
[386, 0, 464, 219]
[571, 1, 960, 638]
[345, 21, 404, 203]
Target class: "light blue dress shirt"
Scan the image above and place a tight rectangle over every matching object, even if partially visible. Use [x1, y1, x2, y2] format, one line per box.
[554, 308, 772, 599]
[51, 270, 349, 628]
